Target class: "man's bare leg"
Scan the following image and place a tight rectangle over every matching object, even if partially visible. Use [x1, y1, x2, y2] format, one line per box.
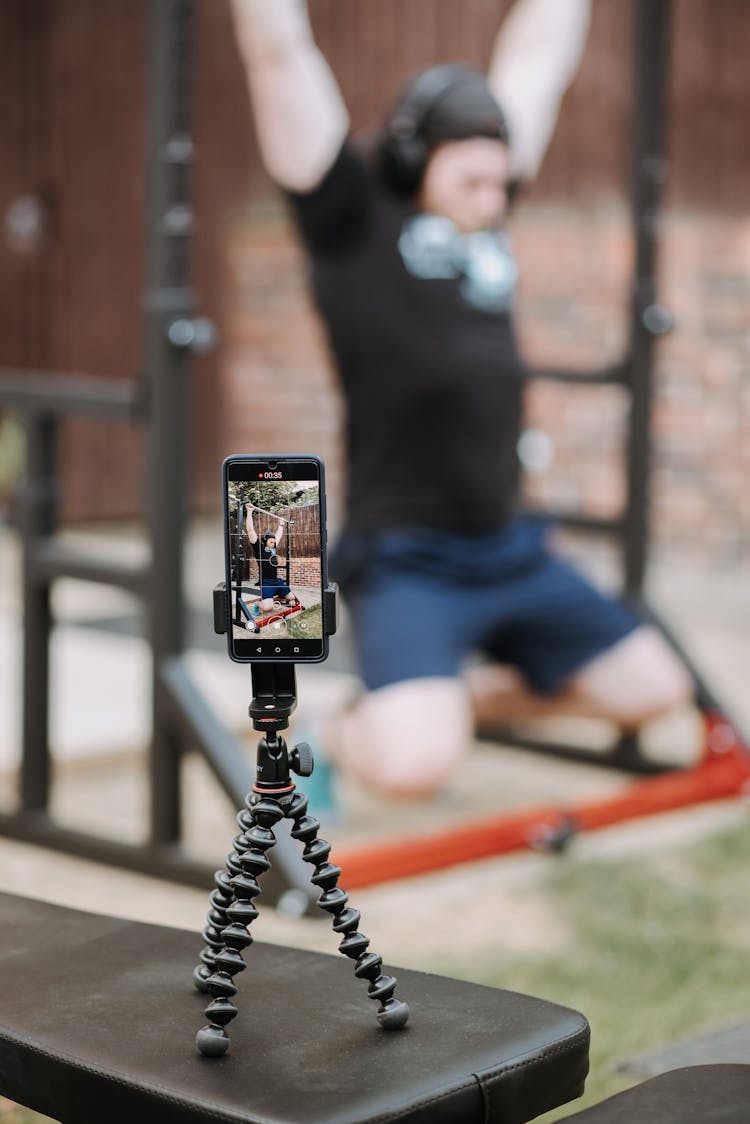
[322, 628, 693, 799]
[324, 677, 473, 798]
[468, 625, 694, 729]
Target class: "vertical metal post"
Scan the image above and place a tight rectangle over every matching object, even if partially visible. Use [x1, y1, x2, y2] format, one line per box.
[143, 0, 195, 844]
[19, 410, 56, 812]
[623, 0, 671, 597]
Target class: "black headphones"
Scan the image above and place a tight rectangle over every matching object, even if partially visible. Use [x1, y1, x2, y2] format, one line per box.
[381, 64, 503, 193]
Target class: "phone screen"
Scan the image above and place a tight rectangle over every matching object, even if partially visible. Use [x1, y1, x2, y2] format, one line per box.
[223, 455, 327, 662]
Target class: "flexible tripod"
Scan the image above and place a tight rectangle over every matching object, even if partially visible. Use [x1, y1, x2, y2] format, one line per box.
[193, 661, 409, 1056]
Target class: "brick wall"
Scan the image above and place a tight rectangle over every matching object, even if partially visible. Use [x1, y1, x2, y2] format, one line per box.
[289, 557, 322, 588]
[515, 202, 750, 562]
[220, 199, 345, 529]
[221, 193, 749, 562]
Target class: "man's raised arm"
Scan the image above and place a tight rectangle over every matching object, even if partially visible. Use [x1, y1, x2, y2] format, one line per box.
[487, 0, 591, 182]
[229, 0, 349, 192]
[244, 505, 258, 545]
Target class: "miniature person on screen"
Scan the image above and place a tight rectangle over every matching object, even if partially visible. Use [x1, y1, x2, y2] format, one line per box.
[228, 0, 692, 799]
[244, 504, 297, 613]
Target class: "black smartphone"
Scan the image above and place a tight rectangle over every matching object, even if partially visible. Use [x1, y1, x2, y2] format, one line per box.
[223, 454, 328, 663]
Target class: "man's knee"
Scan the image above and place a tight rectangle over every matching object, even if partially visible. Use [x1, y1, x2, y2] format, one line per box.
[332, 678, 472, 798]
[571, 626, 694, 727]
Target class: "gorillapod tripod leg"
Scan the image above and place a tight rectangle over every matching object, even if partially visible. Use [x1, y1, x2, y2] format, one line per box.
[286, 787, 409, 1030]
[193, 675, 409, 1056]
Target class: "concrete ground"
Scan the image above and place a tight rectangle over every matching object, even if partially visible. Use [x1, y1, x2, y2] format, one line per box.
[1, 517, 748, 973]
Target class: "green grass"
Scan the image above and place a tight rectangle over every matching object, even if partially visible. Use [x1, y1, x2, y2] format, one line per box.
[285, 601, 322, 639]
[431, 818, 750, 1119]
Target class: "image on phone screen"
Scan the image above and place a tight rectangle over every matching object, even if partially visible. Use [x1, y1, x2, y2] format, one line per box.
[224, 456, 327, 662]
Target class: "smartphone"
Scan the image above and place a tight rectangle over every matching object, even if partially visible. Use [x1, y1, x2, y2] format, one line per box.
[223, 454, 328, 663]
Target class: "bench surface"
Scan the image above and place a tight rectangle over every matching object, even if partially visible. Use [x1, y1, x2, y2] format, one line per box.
[559, 1064, 750, 1122]
[0, 891, 589, 1124]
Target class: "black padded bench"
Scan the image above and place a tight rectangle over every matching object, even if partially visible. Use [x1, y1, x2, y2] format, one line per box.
[0, 891, 589, 1123]
[559, 1064, 750, 1122]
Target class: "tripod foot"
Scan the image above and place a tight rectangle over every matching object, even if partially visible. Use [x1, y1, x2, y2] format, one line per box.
[196, 1024, 229, 1057]
[377, 998, 410, 1031]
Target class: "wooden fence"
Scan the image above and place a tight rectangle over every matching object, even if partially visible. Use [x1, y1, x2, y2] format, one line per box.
[231, 502, 320, 582]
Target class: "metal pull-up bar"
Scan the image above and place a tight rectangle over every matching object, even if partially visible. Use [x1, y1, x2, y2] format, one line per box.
[247, 504, 296, 526]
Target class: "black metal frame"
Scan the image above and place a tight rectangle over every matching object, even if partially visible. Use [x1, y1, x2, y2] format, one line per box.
[0, 0, 315, 907]
[530, 0, 672, 592]
[498, 0, 687, 772]
[501, 0, 745, 767]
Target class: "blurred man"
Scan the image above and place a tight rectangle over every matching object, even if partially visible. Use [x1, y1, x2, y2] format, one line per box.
[229, 0, 692, 797]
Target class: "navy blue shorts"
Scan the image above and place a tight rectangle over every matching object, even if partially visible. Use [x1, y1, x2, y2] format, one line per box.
[331, 516, 640, 694]
[261, 579, 291, 600]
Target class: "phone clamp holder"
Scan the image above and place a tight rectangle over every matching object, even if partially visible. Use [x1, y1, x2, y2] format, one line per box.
[194, 594, 409, 1057]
